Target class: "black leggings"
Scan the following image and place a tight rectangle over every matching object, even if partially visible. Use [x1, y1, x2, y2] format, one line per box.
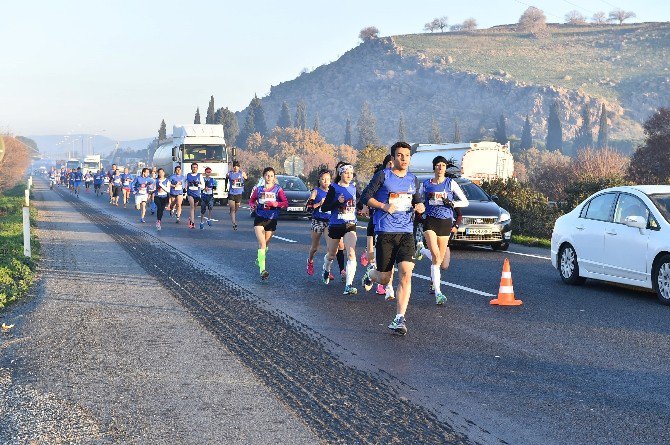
[155, 196, 169, 221]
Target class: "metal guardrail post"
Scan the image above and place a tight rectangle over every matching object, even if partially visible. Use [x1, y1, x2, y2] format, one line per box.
[23, 205, 30, 258]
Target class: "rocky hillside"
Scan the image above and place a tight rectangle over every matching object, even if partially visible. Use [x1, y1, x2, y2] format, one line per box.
[239, 22, 670, 151]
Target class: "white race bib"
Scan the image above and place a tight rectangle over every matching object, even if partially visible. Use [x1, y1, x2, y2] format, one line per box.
[189, 185, 200, 191]
[232, 179, 242, 188]
[429, 192, 446, 206]
[389, 192, 412, 212]
[258, 191, 276, 205]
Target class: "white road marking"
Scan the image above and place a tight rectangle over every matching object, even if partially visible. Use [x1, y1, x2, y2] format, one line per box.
[472, 245, 550, 261]
[411, 272, 496, 297]
[273, 236, 298, 243]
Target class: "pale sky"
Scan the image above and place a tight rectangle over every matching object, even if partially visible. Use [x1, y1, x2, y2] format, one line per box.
[1, 0, 667, 140]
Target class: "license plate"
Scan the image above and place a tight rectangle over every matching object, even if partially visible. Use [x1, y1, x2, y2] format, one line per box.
[288, 206, 303, 211]
[466, 228, 492, 235]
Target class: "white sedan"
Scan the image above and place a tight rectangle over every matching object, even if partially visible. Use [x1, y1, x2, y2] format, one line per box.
[551, 185, 670, 304]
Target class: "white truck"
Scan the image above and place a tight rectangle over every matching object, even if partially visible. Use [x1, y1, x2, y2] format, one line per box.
[152, 124, 231, 204]
[410, 141, 514, 183]
[82, 155, 102, 175]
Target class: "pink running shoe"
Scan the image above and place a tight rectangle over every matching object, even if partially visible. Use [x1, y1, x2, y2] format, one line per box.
[340, 269, 346, 282]
[329, 272, 335, 281]
[376, 284, 386, 295]
[360, 251, 369, 267]
[156, 220, 161, 231]
[307, 259, 314, 276]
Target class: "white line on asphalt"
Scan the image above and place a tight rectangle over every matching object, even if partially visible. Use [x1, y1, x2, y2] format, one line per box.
[472, 245, 550, 260]
[412, 272, 495, 297]
[273, 236, 298, 243]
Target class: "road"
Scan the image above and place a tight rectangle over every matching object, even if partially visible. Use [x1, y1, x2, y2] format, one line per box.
[52, 185, 670, 444]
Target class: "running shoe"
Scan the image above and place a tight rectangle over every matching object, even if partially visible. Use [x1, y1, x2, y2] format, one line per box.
[169, 208, 174, 217]
[151, 210, 155, 215]
[260, 270, 269, 280]
[307, 259, 314, 276]
[329, 272, 335, 281]
[376, 284, 386, 295]
[430, 284, 435, 295]
[360, 251, 369, 267]
[322, 268, 330, 285]
[175, 218, 180, 224]
[114, 203, 119, 207]
[140, 218, 145, 223]
[361, 266, 374, 292]
[435, 292, 447, 305]
[340, 269, 346, 282]
[415, 241, 424, 261]
[189, 220, 195, 229]
[388, 315, 407, 336]
[233, 223, 238, 231]
[385, 285, 396, 302]
[343, 285, 358, 295]
[199, 222, 204, 230]
[123, 204, 126, 208]
[156, 220, 161, 231]
[207, 220, 212, 227]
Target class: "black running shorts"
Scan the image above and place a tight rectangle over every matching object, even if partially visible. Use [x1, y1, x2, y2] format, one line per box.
[423, 215, 453, 237]
[328, 223, 356, 240]
[375, 233, 415, 273]
[254, 216, 277, 232]
[229, 194, 242, 204]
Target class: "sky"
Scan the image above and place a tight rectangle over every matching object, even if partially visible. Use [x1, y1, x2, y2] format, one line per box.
[1, 0, 668, 141]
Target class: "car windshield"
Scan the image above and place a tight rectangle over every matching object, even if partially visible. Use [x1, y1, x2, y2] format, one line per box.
[278, 176, 308, 191]
[648, 193, 670, 223]
[459, 181, 490, 201]
[183, 145, 226, 162]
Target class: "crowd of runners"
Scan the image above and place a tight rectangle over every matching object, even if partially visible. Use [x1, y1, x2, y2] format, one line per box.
[49, 141, 468, 336]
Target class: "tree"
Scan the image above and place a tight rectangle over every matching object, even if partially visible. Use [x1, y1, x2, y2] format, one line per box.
[573, 105, 593, 151]
[546, 102, 563, 151]
[158, 119, 167, 141]
[453, 119, 461, 143]
[356, 102, 379, 149]
[494, 114, 507, 144]
[249, 95, 267, 136]
[355, 144, 388, 185]
[312, 113, 320, 133]
[597, 104, 608, 149]
[429, 118, 442, 144]
[520, 115, 533, 150]
[627, 107, 670, 184]
[461, 18, 478, 31]
[518, 6, 548, 38]
[216, 107, 239, 148]
[591, 11, 607, 24]
[609, 9, 636, 25]
[295, 101, 307, 130]
[398, 113, 407, 142]
[194, 107, 201, 124]
[237, 107, 255, 148]
[206, 95, 215, 124]
[435, 17, 448, 32]
[565, 10, 586, 25]
[359, 26, 379, 41]
[277, 101, 292, 129]
[450, 24, 463, 32]
[424, 20, 438, 33]
[344, 117, 353, 146]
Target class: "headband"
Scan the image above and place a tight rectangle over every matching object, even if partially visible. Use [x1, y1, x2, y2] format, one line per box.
[338, 164, 354, 174]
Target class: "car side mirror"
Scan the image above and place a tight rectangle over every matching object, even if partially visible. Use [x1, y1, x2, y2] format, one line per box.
[624, 215, 646, 230]
[490, 194, 499, 203]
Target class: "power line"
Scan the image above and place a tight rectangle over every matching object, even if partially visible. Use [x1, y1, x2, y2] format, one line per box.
[562, 0, 595, 15]
[510, 0, 564, 21]
[599, 0, 622, 10]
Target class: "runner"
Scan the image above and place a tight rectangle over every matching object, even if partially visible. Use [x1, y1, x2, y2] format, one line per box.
[84, 171, 93, 193]
[132, 167, 152, 223]
[361, 142, 425, 336]
[59, 168, 66, 188]
[68, 169, 75, 192]
[154, 168, 170, 231]
[111, 168, 122, 206]
[227, 160, 247, 230]
[168, 165, 185, 224]
[49, 167, 56, 189]
[107, 163, 117, 203]
[200, 167, 217, 229]
[248, 167, 288, 280]
[121, 167, 133, 208]
[418, 156, 469, 305]
[185, 163, 203, 229]
[73, 167, 83, 197]
[93, 169, 103, 196]
[148, 167, 158, 215]
[320, 163, 359, 295]
[306, 169, 331, 276]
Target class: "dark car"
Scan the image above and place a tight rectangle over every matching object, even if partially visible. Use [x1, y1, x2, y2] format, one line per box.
[250, 175, 311, 218]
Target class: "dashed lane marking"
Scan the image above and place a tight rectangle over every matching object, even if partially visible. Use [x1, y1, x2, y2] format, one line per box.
[274, 236, 298, 243]
[472, 245, 551, 261]
[411, 272, 496, 297]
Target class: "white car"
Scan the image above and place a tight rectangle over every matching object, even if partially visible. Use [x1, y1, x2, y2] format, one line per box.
[551, 185, 670, 304]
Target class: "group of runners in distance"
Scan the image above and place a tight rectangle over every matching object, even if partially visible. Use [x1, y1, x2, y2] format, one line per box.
[49, 141, 468, 336]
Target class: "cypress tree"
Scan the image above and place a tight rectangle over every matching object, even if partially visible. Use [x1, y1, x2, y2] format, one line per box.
[250, 95, 267, 136]
[237, 108, 255, 147]
[453, 119, 461, 143]
[398, 113, 407, 142]
[206, 96, 215, 124]
[194, 107, 201, 124]
[295, 101, 307, 130]
[356, 102, 379, 149]
[494, 113, 508, 144]
[429, 118, 442, 144]
[546, 102, 563, 151]
[597, 103, 608, 148]
[158, 119, 167, 141]
[344, 117, 353, 146]
[277, 101, 292, 129]
[217, 107, 239, 148]
[573, 105, 593, 152]
[312, 113, 320, 133]
[520, 115, 533, 150]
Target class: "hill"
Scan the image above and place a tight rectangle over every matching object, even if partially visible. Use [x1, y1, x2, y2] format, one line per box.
[239, 22, 670, 153]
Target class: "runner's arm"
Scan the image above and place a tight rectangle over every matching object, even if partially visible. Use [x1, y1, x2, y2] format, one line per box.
[249, 187, 259, 208]
[320, 186, 338, 212]
[275, 188, 289, 209]
[451, 181, 469, 208]
[361, 170, 389, 212]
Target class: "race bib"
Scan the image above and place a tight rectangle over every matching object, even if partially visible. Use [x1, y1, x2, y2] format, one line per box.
[428, 192, 446, 206]
[258, 191, 276, 205]
[173, 181, 182, 189]
[138, 184, 147, 194]
[232, 179, 242, 188]
[189, 185, 200, 191]
[339, 200, 356, 221]
[389, 192, 412, 212]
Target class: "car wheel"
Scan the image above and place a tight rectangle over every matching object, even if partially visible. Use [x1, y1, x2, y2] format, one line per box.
[558, 244, 586, 285]
[652, 254, 670, 305]
[491, 242, 509, 251]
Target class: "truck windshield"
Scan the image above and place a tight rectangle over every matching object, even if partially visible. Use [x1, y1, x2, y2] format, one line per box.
[183, 145, 226, 162]
[83, 162, 98, 170]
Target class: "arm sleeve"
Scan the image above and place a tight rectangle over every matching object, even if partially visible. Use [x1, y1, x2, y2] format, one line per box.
[356, 188, 363, 211]
[320, 186, 338, 212]
[411, 177, 422, 205]
[452, 182, 469, 208]
[249, 188, 258, 207]
[276, 188, 289, 209]
[360, 170, 386, 206]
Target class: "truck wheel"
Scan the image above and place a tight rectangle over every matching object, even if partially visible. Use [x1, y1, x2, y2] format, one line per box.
[652, 254, 670, 305]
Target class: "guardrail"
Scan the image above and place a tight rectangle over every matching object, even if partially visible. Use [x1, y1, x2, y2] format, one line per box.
[23, 176, 31, 257]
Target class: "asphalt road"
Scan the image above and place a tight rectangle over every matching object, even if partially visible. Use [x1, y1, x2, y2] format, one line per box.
[59, 186, 670, 445]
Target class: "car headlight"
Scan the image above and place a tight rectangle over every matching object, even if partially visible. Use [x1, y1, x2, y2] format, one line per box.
[499, 210, 511, 223]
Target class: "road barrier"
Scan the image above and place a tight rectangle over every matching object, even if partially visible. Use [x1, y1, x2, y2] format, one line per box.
[490, 258, 522, 306]
[23, 176, 32, 257]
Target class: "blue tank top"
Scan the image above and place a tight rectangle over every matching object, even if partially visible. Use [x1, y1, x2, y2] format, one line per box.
[312, 187, 331, 221]
[329, 183, 357, 226]
[202, 177, 217, 195]
[372, 168, 417, 234]
[423, 177, 454, 220]
[186, 173, 202, 197]
[229, 171, 245, 195]
[255, 184, 282, 220]
[169, 174, 185, 196]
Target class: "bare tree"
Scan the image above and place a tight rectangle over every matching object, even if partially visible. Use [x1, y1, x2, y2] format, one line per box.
[518, 6, 549, 38]
[565, 10, 586, 25]
[449, 24, 463, 32]
[424, 20, 437, 33]
[436, 16, 448, 32]
[359, 26, 380, 41]
[608, 9, 636, 25]
[461, 18, 478, 31]
[591, 11, 607, 24]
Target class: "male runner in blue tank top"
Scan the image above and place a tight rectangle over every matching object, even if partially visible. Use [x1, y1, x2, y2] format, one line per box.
[361, 142, 425, 336]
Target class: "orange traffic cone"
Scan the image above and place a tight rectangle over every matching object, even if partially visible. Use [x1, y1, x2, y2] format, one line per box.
[490, 258, 522, 306]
